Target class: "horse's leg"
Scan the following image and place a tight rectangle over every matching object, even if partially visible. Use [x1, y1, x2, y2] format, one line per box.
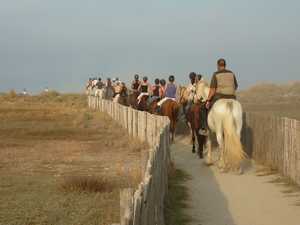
[196, 132, 206, 159]
[191, 126, 196, 153]
[170, 119, 175, 142]
[216, 130, 226, 172]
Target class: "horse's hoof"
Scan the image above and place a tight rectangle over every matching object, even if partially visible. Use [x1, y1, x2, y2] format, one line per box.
[205, 161, 214, 166]
[198, 152, 204, 159]
[235, 167, 244, 175]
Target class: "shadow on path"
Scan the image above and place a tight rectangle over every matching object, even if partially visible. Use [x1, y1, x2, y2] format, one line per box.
[172, 141, 237, 225]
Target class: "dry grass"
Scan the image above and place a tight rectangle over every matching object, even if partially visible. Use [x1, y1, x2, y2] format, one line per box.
[238, 81, 300, 120]
[0, 92, 146, 225]
[60, 176, 118, 193]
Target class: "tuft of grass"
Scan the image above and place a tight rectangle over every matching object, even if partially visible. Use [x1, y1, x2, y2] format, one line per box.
[165, 163, 192, 225]
[60, 176, 117, 193]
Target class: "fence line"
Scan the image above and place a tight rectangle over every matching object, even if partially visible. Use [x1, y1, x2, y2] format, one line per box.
[88, 96, 170, 225]
[88, 94, 300, 223]
[242, 113, 300, 185]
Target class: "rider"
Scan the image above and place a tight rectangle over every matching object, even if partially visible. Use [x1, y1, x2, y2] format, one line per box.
[96, 78, 104, 89]
[197, 74, 203, 82]
[114, 78, 123, 97]
[200, 59, 238, 133]
[137, 76, 151, 104]
[131, 74, 141, 92]
[151, 78, 161, 100]
[205, 58, 238, 109]
[106, 78, 112, 87]
[157, 75, 178, 108]
[185, 72, 197, 113]
[159, 79, 167, 99]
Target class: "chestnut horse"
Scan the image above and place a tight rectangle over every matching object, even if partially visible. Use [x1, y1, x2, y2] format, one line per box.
[149, 98, 180, 141]
[179, 86, 206, 158]
[128, 90, 140, 109]
[137, 95, 149, 111]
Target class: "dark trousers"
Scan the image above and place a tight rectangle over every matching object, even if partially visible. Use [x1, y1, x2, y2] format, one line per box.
[200, 104, 208, 130]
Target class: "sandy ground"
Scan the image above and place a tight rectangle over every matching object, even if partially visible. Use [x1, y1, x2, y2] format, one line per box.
[171, 139, 300, 225]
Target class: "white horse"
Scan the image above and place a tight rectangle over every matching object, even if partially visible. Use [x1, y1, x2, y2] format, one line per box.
[195, 80, 246, 172]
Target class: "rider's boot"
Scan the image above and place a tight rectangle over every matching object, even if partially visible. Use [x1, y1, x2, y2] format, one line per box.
[199, 104, 209, 136]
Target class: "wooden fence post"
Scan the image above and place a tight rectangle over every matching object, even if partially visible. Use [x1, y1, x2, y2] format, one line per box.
[120, 188, 134, 225]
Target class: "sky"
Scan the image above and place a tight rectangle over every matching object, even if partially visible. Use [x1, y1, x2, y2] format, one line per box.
[0, 0, 299, 93]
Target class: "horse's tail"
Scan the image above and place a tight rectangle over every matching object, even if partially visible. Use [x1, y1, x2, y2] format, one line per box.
[222, 102, 246, 169]
[172, 101, 180, 121]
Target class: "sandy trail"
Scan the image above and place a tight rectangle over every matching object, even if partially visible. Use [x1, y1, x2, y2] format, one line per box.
[171, 139, 300, 225]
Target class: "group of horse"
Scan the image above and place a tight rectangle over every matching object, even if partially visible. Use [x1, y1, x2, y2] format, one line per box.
[87, 78, 246, 174]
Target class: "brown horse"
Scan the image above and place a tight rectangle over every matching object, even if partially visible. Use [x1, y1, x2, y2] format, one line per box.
[151, 99, 180, 141]
[128, 90, 139, 109]
[179, 86, 206, 158]
[136, 95, 149, 111]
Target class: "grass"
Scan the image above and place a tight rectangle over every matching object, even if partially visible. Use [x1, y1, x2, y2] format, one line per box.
[0, 92, 146, 225]
[60, 176, 118, 193]
[165, 163, 192, 225]
[238, 81, 300, 120]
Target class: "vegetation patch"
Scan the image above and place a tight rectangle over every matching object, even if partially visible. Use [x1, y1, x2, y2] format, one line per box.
[165, 163, 192, 225]
[0, 92, 146, 225]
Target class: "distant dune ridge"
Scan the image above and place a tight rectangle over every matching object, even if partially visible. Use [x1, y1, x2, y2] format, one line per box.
[238, 81, 300, 120]
[238, 81, 300, 102]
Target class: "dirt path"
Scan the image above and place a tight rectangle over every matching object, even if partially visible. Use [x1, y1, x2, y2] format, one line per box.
[171, 139, 300, 225]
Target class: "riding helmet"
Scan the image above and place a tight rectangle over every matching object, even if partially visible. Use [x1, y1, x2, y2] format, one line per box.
[143, 76, 148, 81]
[134, 74, 139, 80]
[169, 75, 175, 82]
[160, 79, 166, 86]
[197, 74, 202, 81]
[154, 78, 160, 85]
[189, 72, 196, 80]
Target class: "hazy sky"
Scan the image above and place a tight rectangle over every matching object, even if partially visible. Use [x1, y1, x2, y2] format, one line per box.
[1, 0, 299, 93]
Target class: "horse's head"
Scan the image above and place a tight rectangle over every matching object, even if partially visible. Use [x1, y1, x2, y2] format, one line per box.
[195, 79, 210, 101]
[178, 86, 189, 105]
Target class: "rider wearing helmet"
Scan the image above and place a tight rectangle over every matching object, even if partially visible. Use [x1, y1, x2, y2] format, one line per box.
[96, 77, 104, 89]
[149, 78, 161, 104]
[152, 78, 160, 98]
[106, 78, 112, 87]
[137, 76, 151, 104]
[159, 79, 167, 98]
[157, 75, 178, 107]
[131, 74, 141, 92]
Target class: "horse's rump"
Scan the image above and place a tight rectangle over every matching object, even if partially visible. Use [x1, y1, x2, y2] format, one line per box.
[208, 99, 246, 169]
